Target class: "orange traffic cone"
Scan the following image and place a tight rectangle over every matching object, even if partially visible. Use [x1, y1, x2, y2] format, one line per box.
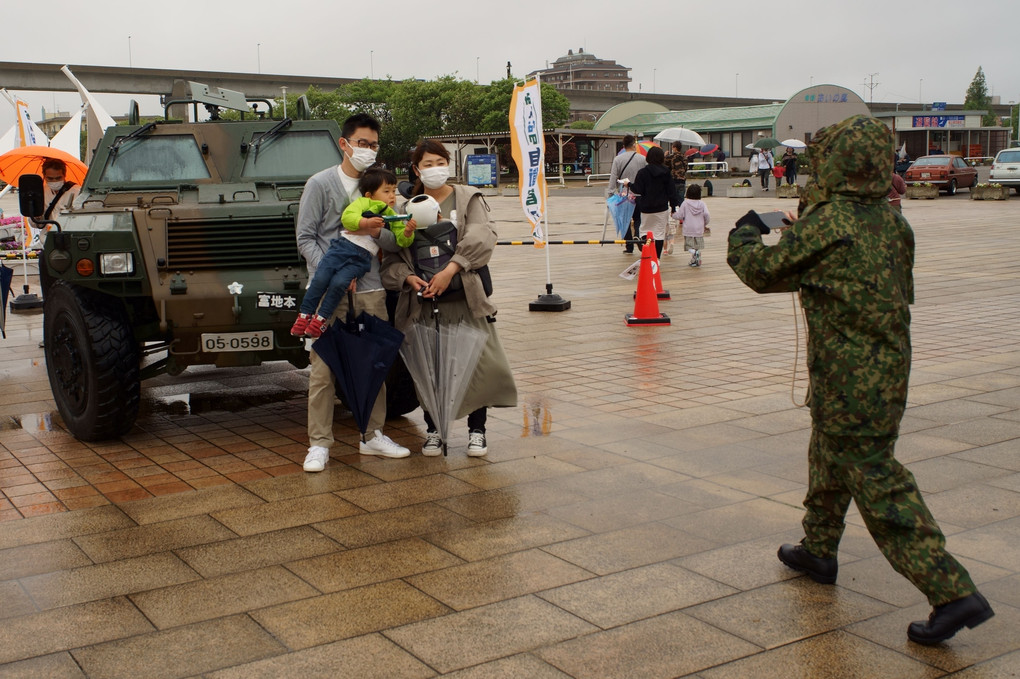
[632, 232, 670, 300]
[626, 232, 670, 326]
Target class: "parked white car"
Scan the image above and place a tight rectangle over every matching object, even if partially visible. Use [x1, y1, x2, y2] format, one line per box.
[989, 148, 1020, 193]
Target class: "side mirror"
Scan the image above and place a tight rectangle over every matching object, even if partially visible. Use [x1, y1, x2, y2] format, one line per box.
[18, 174, 45, 220]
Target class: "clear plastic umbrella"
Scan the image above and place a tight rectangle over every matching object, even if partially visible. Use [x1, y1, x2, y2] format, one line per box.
[400, 299, 488, 456]
[653, 127, 705, 146]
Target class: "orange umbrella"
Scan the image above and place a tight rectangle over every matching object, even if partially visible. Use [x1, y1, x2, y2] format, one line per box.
[0, 146, 88, 188]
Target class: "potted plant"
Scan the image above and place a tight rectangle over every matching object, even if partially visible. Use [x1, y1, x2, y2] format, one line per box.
[970, 182, 1010, 201]
[728, 182, 755, 198]
[776, 184, 799, 198]
[906, 182, 938, 199]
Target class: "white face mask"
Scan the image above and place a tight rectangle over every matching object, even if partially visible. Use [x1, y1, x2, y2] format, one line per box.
[418, 165, 450, 189]
[346, 145, 378, 172]
[47, 180, 65, 192]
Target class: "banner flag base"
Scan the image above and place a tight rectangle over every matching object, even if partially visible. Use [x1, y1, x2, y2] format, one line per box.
[529, 284, 571, 312]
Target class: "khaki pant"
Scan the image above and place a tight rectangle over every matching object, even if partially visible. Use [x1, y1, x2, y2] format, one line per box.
[307, 290, 387, 449]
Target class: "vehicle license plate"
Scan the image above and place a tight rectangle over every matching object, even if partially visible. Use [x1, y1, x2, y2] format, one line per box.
[200, 331, 274, 352]
[921, 172, 931, 178]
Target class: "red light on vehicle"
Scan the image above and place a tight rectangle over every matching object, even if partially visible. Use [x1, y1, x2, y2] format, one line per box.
[76, 258, 95, 276]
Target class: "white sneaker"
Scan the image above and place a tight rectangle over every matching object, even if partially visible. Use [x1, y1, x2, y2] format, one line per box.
[359, 430, 410, 458]
[422, 431, 443, 457]
[467, 430, 488, 457]
[303, 446, 329, 472]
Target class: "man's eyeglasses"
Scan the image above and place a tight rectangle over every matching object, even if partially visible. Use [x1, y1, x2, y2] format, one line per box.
[346, 138, 380, 151]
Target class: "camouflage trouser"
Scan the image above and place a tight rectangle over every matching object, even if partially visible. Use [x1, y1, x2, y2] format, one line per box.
[801, 430, 976, 606]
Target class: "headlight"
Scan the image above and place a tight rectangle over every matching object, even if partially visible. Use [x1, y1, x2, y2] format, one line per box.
[100, 252, 134, 275]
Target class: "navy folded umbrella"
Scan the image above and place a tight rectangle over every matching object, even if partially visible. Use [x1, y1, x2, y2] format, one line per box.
[1, 263, 13, 339]
[311, 299, 404, 438]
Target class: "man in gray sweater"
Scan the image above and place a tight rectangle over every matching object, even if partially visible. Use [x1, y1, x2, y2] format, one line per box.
[608, 135, 647, 253]
[296, 113, 410, 471]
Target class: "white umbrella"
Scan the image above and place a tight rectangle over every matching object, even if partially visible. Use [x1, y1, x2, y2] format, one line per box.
[781, 138, 807, 149]
[653, 127, 705, 146]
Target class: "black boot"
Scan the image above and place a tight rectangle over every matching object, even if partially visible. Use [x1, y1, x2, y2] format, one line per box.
[907, 592, 994, 645]
[777, 543, 837, 584]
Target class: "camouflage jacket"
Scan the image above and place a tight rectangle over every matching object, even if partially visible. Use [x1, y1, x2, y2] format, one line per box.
[727, 115, 914, 436]
[664, 151, 688, 182]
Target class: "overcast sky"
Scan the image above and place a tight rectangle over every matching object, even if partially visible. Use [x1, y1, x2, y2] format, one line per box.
[3, 0, 1019, 132]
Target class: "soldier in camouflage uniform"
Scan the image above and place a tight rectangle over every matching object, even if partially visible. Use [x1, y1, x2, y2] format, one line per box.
[727, 115, 994, 645]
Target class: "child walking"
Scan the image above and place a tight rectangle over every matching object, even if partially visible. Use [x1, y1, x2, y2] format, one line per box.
[672, 183, 711, 267]
[291, 168, 416, 338]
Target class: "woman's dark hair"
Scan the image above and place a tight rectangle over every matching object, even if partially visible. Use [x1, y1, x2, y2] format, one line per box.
[686, 183, 702, 200]
[409, 139, 451, 195]
[645, 146, 665, 165]
[359, 167, 397, 195]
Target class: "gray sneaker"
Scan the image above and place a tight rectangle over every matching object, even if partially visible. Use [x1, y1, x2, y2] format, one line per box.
[467, 430, 488, 457]
[422, 431, 443, 457]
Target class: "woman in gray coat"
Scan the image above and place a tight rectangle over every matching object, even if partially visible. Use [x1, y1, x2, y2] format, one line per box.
[381, 140, 517, 457]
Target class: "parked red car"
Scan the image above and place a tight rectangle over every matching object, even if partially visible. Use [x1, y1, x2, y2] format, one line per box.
[904, 155, 978, 195]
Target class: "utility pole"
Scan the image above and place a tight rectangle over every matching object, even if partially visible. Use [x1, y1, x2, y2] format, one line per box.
[863, 72, 879, 105]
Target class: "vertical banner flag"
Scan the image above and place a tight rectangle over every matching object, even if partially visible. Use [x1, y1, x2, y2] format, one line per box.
[15, 98, 38, 147]
[14, 98, 38, 246]
[509, 79, 547, 246]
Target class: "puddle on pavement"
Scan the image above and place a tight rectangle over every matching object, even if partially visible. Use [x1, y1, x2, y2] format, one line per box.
[141, 389, 305, 416]
[1, 412, 57, 433]
[521, 398, 553, 437]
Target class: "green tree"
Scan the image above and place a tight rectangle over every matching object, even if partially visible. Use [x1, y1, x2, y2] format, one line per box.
[963, 67, 998, 126]
[567, 119, 595, 129]
[476, 78, 570, 133]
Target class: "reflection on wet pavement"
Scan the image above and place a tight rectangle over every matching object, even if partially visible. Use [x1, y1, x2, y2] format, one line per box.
[521, 397, 552, 437]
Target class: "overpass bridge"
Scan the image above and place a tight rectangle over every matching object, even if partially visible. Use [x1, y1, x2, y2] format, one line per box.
[1, 60, 980, 118]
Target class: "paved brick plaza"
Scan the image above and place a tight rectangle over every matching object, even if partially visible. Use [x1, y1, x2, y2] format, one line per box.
[1, 186, 1019, 676]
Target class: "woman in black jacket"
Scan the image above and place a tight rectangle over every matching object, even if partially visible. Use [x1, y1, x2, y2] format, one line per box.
[631, 146, 679, 257]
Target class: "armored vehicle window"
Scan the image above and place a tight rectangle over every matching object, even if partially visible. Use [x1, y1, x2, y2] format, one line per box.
[98, 135, 211, 184]
[241, 130, 343, 179]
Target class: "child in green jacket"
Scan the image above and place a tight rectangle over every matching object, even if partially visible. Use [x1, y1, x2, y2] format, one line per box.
[291, 168, 416, 337]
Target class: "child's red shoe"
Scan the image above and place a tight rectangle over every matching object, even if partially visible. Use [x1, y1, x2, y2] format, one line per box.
[304, 315, 328, 338]
[290, 313, 312, 336]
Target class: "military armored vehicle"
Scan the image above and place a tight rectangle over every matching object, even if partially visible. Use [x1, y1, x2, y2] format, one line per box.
[20, 83, 399, 441]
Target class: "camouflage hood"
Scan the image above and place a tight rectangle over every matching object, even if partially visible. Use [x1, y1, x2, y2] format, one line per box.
[805, 114, 893, 203]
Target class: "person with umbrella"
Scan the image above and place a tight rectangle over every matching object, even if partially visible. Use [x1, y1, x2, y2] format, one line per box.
[381, 139, 517, 457]
[296, 113, 411, 472]
[755, 147, 775, 191]
[41, 159, 81, 219]
[608, 135, 647, 253]
[781, 147, 798, 185]
[663, 141, 688, 206]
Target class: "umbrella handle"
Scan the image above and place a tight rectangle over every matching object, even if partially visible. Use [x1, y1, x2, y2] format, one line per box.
[346, 290, 357, 325]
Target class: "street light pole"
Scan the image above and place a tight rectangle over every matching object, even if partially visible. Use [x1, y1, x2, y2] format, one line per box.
[281, 86, 287, 118]
[128, 36, 132, 68]
[735, 73, 738, 98]
[370, 50, 374, 79]
[476, 56, 480, 83]
[653, 68, 656, 93]
[257, 43, 261, 74]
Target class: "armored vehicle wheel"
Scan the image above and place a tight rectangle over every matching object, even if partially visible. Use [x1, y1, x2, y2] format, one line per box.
[44, 281, 140, 441]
